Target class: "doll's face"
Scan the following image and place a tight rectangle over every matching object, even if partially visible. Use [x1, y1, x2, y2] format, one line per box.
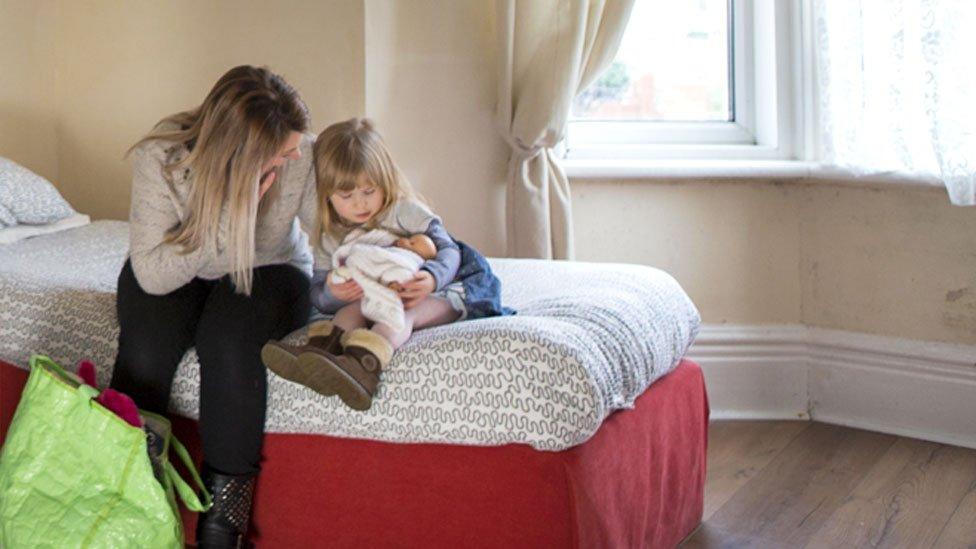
[395, 234, 437, 260]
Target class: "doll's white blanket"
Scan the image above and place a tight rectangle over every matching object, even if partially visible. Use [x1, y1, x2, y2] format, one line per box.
[0, 221, 701, 451]
[330, 228, 425, 332]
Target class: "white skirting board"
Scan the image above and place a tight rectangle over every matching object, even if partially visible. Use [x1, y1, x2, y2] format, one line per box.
[686, 324, 976, 449]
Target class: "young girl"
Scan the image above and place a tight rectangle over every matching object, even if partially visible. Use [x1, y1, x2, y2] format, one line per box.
[262, 118, 511, 411]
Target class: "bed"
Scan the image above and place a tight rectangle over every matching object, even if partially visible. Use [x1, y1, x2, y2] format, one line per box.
[0, 221, 708, 548]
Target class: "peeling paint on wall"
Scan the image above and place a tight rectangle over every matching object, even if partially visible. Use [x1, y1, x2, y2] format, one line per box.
[800, 184, 976, 345]
[944, 286, 976, 331]
[946, 287, 970, 302]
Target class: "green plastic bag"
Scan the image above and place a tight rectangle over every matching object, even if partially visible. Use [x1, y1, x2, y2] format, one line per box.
[0, 355, 213, 548]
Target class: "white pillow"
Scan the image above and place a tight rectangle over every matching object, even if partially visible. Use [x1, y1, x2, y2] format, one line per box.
[0, 157, 76, 225]
[0, 202, 15, 227]
[0, 213, 90, 245]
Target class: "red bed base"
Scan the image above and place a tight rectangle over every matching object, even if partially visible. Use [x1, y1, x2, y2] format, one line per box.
[1, 358, 708, 548]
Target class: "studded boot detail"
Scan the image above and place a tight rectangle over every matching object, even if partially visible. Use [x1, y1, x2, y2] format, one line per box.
[195, 464, 257, 549]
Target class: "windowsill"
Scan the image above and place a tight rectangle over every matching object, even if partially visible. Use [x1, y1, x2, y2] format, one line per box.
[561, 158, 946, 191]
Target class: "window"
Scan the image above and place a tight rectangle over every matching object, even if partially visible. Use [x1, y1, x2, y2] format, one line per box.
[573, 1, 731, 123]
[565, 0, 799, 162]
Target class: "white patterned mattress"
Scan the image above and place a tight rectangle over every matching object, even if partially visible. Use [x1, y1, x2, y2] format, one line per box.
[0, 221, 700, 450]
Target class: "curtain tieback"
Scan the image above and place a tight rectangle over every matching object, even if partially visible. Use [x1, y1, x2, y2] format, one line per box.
[503, 132, 562, 162]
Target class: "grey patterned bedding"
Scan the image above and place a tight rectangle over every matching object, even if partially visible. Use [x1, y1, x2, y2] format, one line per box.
[0, 221, 700, 450]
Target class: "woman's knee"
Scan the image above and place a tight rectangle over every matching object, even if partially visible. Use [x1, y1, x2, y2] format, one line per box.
[211, 265, 312, 337]
[249, 264, 311, 306]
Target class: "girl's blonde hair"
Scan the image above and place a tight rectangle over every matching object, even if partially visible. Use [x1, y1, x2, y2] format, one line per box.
[130, 65, 309, 295]
[312, 118, 422, 247]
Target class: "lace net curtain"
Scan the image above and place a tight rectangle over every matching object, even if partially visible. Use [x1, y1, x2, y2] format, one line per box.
[813, 0, 976, 205]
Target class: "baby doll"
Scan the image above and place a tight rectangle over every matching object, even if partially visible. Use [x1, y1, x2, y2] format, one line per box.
[332, 233, 436, 286]
[330, 231, 438, 333]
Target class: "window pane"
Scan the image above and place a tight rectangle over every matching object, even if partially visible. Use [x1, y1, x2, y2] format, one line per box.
[572, 0, 730, 122]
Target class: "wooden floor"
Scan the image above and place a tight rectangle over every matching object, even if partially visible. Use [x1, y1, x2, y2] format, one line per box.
[682, 421, 976, 549]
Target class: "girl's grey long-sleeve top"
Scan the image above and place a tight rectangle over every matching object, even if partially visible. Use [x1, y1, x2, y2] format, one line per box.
[309, 201, 461, 315]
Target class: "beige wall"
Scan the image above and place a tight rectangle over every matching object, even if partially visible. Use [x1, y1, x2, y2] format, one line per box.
[49, 0, 364, 220]
[799, 182, 976, 344]
[0, 1, 59, 183]
[573, 179, 803, 325]
[3, 1, 973, 345]
[364, 0, 508, 256]
[573, 178, 976, 345]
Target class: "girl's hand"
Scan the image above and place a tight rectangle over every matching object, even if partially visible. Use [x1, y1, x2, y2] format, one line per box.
[258, 169, 277, 201]
[397, 271, 435, 310]
[328, 273, 363, 302]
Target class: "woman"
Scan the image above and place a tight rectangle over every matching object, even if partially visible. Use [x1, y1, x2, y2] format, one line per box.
[110, 65, 318, 548]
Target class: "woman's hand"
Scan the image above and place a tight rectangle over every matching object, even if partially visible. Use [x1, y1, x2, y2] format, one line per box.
[258, 169, 277, 201]
[327, 272, 363, 302]
[397, 271, 436, 309]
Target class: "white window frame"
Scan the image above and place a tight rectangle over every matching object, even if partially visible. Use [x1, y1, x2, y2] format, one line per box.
[563, 0, 801, 163]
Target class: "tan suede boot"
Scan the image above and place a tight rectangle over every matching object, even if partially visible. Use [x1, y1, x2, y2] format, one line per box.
[297, 328, 393, 411]
[261, 320, 345, 396]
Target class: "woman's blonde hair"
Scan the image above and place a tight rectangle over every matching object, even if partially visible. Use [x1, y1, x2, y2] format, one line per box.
[312, 118, 422, 247]
[130, 65, 309, 295]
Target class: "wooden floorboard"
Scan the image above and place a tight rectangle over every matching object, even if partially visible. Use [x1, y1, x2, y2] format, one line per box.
[807, 439, 976, 548]
[681, 523, 794, 549]
[702, 420, 809, 521]
[684, 421, 976, 549]
[933, 481, 976, 549]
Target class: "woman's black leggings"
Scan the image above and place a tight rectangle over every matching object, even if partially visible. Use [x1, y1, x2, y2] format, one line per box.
[110, 259, 311, 475]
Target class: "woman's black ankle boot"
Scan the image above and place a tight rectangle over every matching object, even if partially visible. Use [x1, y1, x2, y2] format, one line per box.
[195, 463, 257, 549]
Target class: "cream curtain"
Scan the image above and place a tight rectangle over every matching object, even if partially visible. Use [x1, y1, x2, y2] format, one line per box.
[496, 0, 635, 259]
[813, 0, 976, 205]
